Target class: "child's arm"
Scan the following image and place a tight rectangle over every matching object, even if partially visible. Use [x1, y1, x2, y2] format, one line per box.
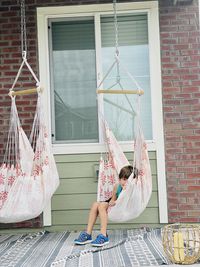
[109, 184, 118, 206]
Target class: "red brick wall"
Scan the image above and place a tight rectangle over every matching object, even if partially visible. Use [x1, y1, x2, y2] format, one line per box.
[159, 0, 200, 223]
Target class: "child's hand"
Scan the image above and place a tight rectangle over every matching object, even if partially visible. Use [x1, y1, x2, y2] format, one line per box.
[109, 200, 116, 207]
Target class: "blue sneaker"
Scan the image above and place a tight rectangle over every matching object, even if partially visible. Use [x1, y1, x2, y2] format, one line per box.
[74, 231, 92, 245]
[91, 234, 109, 247]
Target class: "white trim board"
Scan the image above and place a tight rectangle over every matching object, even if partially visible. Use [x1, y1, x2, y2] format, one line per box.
[37, 1, 168, 226]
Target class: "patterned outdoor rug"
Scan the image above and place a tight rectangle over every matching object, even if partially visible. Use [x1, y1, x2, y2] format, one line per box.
[0, 228, 173, 267]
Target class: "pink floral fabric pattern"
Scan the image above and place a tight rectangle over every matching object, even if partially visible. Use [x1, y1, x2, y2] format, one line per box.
[97, 155, 119, 202]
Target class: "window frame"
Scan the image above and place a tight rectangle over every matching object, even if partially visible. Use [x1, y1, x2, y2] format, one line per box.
[37, 1, 168, 225]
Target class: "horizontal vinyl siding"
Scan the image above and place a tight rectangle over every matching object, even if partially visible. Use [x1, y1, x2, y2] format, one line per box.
[49, 152, 159, 231]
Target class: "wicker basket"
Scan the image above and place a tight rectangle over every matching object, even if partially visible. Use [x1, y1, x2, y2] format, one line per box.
[162, 224, 200, 264]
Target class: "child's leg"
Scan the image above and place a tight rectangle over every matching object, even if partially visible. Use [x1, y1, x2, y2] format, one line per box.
[86, 202, 99, 235]
[98, 202, 109, 236]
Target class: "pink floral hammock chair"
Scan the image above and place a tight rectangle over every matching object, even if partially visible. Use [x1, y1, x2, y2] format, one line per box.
[0, 0, 59, 223]
[0, 92, 59, 223]
[97, 111, 152, 223]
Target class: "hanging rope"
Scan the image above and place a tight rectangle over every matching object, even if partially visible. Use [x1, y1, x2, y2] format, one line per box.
[113, 0, 120, 84]
[97, 0, 144, 99]
[113, 0, 119, 57]
[20, 0, 27, 59]
[9, 0, 40, 94]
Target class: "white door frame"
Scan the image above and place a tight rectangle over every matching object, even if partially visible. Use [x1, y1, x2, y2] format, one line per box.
[37, 1, 168, 226]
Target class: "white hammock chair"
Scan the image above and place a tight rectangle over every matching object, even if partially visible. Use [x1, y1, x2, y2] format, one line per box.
[0, 92, 59, 223]
[0, 0, 59, 223]
[97, 111, 152, 222]
[97, 108, 152, 222]
[96, 0, 152, 222]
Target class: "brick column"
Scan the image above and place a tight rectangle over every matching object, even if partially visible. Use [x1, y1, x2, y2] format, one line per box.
[159, 0, 200, 222]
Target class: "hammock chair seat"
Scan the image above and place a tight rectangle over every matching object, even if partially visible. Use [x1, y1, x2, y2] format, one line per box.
[97, 117, 152, 223]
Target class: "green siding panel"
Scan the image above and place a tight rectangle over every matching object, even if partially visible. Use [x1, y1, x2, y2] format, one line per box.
[57, 162, 95, 178]
[56, 158, 157, 178]
[52, 192, 158, 210]
[55, 178, 97, 194]
[51, 152, 159, 229]
[54, 151, 156, 163]
[55, 174, 157, 195]
[52, 208, 159, 225]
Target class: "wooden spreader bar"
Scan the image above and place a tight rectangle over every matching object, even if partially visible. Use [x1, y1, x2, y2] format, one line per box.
[97, 89, 144, 95]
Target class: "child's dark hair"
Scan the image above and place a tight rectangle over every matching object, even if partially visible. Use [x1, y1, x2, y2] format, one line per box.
[119, 165, 133, 180]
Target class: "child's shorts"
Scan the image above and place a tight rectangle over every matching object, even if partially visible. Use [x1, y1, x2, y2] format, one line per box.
[101, 198, 111, 203]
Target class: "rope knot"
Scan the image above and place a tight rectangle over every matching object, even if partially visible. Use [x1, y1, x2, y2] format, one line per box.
[22, 51, 27, 60]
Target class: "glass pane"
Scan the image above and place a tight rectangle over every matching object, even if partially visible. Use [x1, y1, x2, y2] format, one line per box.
[101, 14, 152, 141]
[51, 19, 98, 143]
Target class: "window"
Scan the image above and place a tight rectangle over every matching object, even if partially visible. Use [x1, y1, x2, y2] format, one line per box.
[49, 11, 152, 144]
[37, 2, 164, 153]
[50, 18, 98, 143]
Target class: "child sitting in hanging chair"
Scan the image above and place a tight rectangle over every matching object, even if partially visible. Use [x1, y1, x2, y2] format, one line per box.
[74, 165, 133, 247]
